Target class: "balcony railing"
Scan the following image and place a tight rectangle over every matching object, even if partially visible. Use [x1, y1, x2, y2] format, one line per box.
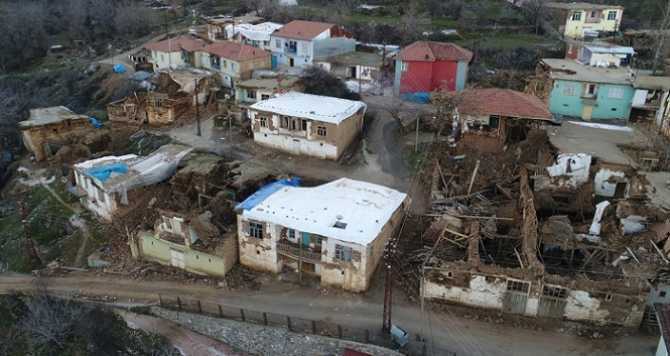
[277, 240, 322, 263]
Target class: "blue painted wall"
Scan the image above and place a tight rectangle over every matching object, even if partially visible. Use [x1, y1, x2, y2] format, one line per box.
[394, 59, 402, 96]
[456, 61, 468, 92]
[548, 80, 634, 120]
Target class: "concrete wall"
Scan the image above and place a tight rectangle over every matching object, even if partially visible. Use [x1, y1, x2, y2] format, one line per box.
[548, 80, 634, 120]
[74, 170, 117, 221]
[151, 50, 185, 70]
[423, 270, 646, 327]
[137, 232, 235, 277]
[237, 215, 282, 273]
[594, 168, 627, 197]
[21, 119, 91, 161]
[270, 36, 318, 68]
[563, 8, 622, 39]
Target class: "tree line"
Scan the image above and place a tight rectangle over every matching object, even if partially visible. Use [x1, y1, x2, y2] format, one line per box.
[0, 0, 159, 73]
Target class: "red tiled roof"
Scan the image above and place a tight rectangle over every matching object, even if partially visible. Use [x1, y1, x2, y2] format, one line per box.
[144, 35, 207, 53]
[400, 41, 473, 62]
[457, 88, 551, 120]
[272, 20, 334, 40]
[204, 41, 269, 62]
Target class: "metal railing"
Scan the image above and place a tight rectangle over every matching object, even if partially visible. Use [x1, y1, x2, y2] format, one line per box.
[276, 240, 323, 263]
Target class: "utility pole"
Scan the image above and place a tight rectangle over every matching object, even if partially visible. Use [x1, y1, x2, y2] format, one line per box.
[195, 79, 201, 137]
[381, 42, 387, 96]
[415, 115, 420, 153]
[382, 246, 393, 334]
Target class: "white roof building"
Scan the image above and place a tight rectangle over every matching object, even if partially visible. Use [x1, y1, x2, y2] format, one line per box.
[226, 22, 284, 43]
[249, 92, 367, 124]
[240, 178, 407, 245]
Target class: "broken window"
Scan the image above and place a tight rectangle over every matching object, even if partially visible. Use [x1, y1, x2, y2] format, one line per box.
[506, 279, 530, 294]
[259, 117, 268, 128]
[335, 244, 353, 262]
[317, 126, 327, 136]
[249, 222, 264, 239]
[542, 285, 568, 299]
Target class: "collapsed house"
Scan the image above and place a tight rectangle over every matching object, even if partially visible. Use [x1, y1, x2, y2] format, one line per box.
[73, 144, 192, 221]
[454, 88, 553, 153]
[19, 107, 100, 162]
[236, 178, 409, 292]
[107, 69, 219, 126]
[419, 126, 668, 328]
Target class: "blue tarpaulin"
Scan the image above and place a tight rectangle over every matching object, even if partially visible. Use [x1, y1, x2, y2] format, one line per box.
[112, 64, 126, 74]
[235, 177, 301, 212]
[89, 117, 103, 129]
[86, 163, 129, 182]
[401, 92, 431, 104]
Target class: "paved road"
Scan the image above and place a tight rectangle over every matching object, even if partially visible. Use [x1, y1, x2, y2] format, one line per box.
[0, 272, 656, 356]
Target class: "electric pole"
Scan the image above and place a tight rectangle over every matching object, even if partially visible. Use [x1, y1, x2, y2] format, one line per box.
[195, 79, 201, 137]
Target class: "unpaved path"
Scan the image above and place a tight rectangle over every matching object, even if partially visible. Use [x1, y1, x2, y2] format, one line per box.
[0, 273, 656, 356]
[118, 309, 247, 356]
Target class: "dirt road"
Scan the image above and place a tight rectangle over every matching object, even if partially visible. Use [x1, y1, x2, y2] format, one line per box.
[0, 272, 656, 356]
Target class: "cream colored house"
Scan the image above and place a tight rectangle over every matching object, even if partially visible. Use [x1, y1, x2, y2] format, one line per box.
[248, 92, 366, 160]
[130, 210, 237, 277]
[547, 2, 624, 39]
[236, 178, 408, 292]
[145, 35, 208, 71]
[197, 41, 271, 88]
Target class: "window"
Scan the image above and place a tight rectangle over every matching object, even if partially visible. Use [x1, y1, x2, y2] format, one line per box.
[301, 119, 307, 131]
[562, 83, 576, 96]
[261, 94, 270, 100]
[333, 221, 347, 229]
[335, 244, 353, 262]
[401, 61, 408, 72]
[608, 87, 625, 99]
[584, 83, 597, 97]
[590, 11, 597, 18]
[281, 116, 289, 128]
[259, 117, 268, 127]
[660, 291, 667, 298]
[607, 10, 617, 20]
[223, 60, 227, 69]
[97, 187, 105, 203]
[572, 11, 582, 21]
[249, 222, 264, 239]
[290, 119, 297, 130]
[317, 126, 327, 136]
[263, 40, 270, 47]
[247, 90, 257, 99]
[288, 228, 296, 240]
[210, 55, 221, 69]
[506, 279, 530, 293]
[275, 39, 281, 48]
[164, 217, 172, 230]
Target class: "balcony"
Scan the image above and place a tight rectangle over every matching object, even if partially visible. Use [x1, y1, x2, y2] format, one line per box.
[277, 240, 322, 263]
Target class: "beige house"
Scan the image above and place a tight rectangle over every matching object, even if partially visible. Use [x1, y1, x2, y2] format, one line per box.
[234, 76, 301, 107]
[19, 107, 93, 162]
[130, 209, 237, 277]
[198, 41, 271, 89]
[145, 35, 208, 71]
[547, 2, 624, 39]
[248, 92, 367, 160]
[236, 178, 408, 292]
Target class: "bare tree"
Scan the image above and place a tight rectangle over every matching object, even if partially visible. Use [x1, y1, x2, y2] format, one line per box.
[653, 0, 670, 74]
[400, 1, 430, 44]
[522, 0, 547, 35]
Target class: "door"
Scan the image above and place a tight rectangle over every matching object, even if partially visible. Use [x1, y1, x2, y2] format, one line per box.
[350, 66, 357, 78]
[289, 57, 295, 67]
[581, 105, 593, 121]
[502, 279, 530, 315]
[537, 285, 568, 318]
[170, 249, 185, 269]
[271, 54, 278, 70]
[301, 232, 310, 247]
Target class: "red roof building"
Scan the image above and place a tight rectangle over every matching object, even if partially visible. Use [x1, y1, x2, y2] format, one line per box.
[144, 35, 207, 53]
[394, 41, 473, 95]
[204, 41, 269, 62]
[272, 20, 336, 41]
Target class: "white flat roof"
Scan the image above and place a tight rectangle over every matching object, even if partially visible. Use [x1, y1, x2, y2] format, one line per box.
[241, 178, 407, 245]
[249, 92, 367, 124]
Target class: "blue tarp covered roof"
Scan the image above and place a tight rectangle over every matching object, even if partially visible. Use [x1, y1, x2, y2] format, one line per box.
[112, 64, 126, 73]
[86, 163, 129, 182]
[235, 177, 301, 212]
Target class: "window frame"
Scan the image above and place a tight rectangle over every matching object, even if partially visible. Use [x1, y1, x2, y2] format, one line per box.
[607, 10, 617, 21]
[571, 11, 582, 21]
[317, 126, 327, 136]
[334, 244, 353, 262]
[608, 87, 625, 99]
[249, 221, 264, 239]
[259, 116, 268, 128]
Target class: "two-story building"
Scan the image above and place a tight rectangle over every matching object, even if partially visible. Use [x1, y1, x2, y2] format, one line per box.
[233, 22, 284, 51]
[199, 41, 271, 88]
[269, 20, 355, 69]
[394, 41, 472, 96]
[538, 58, 635, 121]
[248, 92, 367, 160]
[145, 35, 208, 71]
[547, 2, 624, 39]
[578, 44, 635, 67]
[236, 177, 408, 292]
[235, 76, 301, 107]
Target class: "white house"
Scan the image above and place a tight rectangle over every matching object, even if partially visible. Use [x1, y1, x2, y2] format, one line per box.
[145, 35, 208, 71]
[73, 144, 192, 221]
[227, 22, 284, 51]
[578, 44, 635, 67]
[269, 20, 355, 69]
[248, 92, 367, 160]
[236, 177, 408, 292]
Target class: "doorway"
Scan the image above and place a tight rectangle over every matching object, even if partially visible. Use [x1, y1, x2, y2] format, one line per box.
[350, 66, 357, 78]
[289, 57, 295, 67]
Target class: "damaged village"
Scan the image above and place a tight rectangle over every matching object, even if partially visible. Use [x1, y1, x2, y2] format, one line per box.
[10, 0, 670, 355]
